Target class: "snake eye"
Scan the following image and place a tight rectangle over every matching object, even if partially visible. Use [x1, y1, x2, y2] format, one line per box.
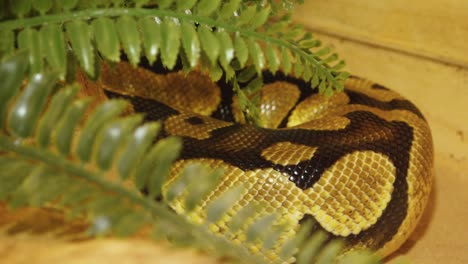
[186, 116, 205, 125]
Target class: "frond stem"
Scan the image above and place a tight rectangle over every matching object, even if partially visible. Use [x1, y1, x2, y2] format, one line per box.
[0, 133, 268, 263]
[0, 133, 179, 222]
[0, 7, 325, 69]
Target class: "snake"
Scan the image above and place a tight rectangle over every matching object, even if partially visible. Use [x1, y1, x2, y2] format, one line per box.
[80, 59, 433, 262]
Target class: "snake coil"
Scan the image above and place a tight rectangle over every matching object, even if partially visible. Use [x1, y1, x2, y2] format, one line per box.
[81, 60, 433, 261]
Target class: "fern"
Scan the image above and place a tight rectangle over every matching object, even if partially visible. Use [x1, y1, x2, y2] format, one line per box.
[0, 50, 261, 262]
[0, 0, 349, 123]
[0, 0, 348, 93]
[0, 50, 381, 264]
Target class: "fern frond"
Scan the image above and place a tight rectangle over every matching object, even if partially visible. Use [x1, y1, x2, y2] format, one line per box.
[0, 51, 259, 262]
[0, 0, 348, 124]
[0, 0, 347, 95]
[0, 50, 381, 264]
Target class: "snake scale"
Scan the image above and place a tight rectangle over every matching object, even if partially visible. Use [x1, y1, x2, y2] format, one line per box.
[80, 59, 433, 262]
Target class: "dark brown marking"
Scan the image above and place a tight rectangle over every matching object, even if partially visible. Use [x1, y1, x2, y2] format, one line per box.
[186, 116, 205, 125]
[345, 89, 425, 120]
[211, 79, 236, 122]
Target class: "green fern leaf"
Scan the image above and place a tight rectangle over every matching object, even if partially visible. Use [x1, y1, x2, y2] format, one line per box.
[139, 136, 182, 198]
[55, 99, 92, 155]
[234, 34, 248, 67]
[294, 57, 304, 77]
[323, 53, 339, 64]
[296, 230, 328, 264]
[0, 30, 15, 57]
[266, 13, 290, 34]
[86, 195, 122, 218]
[302, 62, 312, 81]
[227, 203, 258, 231]
[315, 240, 345, 264]
[157, 0, 174, 9]
[281, 47, 292, 74]
[332, 60, 346, 71]
[8, 0, 32, 17]
[181, 22, 201, 68]
[184, 167, 223, 211]
[117, 122, 161, 180]
[95, 115, 144, 170]
[249, 39, 265, 74]
[117, 15, 142, 66]
[7, 71, 58, 138]
[246, 213, 278, 242]
[160, 18, 181, 69]
[9, 165, 45, 209]
[198, 25, 220, 66]
[165, 163, 200, 203]
[315, 46, 332, 57]
[236, 65, 255, 82]
[40, 24, 67, 79]
[92, 17, 121, 62]
[61, 0, 79, 10]
[219, 0, 242, 19]
[65, 20, 95, 77]
[176, 0, 197, 11]
[262, 224, 287, 250]
[249, 6, 271, 29]
[299, 36, 320, 48]
[284, 24, 304, 39]
[279, 219, 314, 259]
[18, 28, 43, 74]
[205, 184, 244, 223]
[237, 5, 257, 26]
[311, 67, 320, 88]
[34, 174, 71, 206]
[0, 158, 31, 200]
[58, 185, 94, 211]
[113, 211, 150, 237]
[76, 100, 129, 162]
[216, 30, 234, 69]
[337, 250, 382, 264]
[36, 84, 80, 148]
[33, 0, 53, 15]
[266, 44, 280, 74]
[318, 76, 327, 94]
[196, 0, 222, 16]
[21, 167, 68, 207]
[206, 57, 224, 81]
[0, 51, 29, 126]
[334, 72, 349, 92]
[145, 137, 182, 187]
[139, 17, 161, 64]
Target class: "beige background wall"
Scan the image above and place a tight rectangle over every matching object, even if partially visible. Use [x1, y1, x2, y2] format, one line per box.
[294, 2, 468, 263]
[293, 0, 468, 68]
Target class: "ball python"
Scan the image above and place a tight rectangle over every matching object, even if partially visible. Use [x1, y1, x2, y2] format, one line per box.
[80, 59, 433, 262]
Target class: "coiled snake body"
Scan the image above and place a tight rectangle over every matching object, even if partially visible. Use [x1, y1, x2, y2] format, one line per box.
[88, 61, 433, 261]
